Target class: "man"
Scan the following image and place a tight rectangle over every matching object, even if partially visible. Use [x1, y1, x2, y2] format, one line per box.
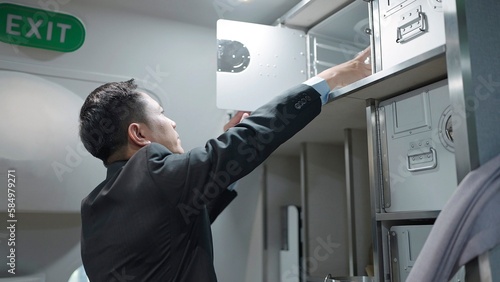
[79, 47, 371, 281]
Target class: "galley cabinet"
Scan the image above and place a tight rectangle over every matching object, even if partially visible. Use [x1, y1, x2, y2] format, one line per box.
[378, 79, 456, 213]
[365, 0, 500, 281]
[216, 1, 373, 280]
[366, 79, 461, 282]
[216, 0, 500, 280]
[362, 0, 471, 280]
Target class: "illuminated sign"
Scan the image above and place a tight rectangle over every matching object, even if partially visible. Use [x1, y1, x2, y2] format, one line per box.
[0, 3, 85, 52]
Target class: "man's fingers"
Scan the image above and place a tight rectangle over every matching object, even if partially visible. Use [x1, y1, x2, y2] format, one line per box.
[224, 111, 251, 131]
[355, 46, 371, 61]
[240, 112, 250, 120]
[232, 111, 249, 122]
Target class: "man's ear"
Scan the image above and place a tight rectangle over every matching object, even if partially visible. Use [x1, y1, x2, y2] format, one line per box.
[128, 123, 151, 147]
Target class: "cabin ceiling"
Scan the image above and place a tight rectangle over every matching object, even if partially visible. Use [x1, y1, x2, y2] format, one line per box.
[84, 0, 304, 27]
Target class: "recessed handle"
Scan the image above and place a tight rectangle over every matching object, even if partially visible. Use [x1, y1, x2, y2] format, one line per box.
[407, 147, 437, 172]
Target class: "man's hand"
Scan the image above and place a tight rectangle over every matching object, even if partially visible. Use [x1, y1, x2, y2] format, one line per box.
[317, 46, 372, 90]
[223, 111, 250, 131]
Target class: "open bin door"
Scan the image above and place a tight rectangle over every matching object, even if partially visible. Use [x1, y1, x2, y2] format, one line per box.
[216, 19, 307, 111]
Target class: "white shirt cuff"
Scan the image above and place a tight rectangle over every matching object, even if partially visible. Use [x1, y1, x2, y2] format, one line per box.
[302, 76, 331, 105]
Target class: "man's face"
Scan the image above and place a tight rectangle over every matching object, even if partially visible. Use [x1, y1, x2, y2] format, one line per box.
[139, 92, 184, 154]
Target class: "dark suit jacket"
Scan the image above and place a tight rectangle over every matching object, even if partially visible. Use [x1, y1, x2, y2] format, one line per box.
[80, 84, 322, 281]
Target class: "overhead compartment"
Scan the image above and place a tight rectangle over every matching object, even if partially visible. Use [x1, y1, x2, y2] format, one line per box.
[216, 0, 370, 111]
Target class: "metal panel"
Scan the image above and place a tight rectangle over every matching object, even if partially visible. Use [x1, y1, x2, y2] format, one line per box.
[216, 19, 307, 111]
[366, 100, 385, 282]
[389, 225, 433, 282]
[444, 0, 500, 181]
[388, 229, 400, 282]
[345, 129, 358, 276]
[378, 79, 457, 212]
[372, 0, 446, 71]
[300, 143, 309, 282]
[444, 0, 500, 279]
[378, 107, 391, 209]
[389, 225, 466, 282]
[345, 129, 372, 276]
[280, 206, 301, 282]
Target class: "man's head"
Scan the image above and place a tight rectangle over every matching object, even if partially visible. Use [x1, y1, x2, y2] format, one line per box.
[79, 79, 183, 164]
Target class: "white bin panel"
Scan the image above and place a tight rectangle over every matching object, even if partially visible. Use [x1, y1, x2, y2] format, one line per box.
[374, 0, 445, 71]
[216, 19, 307, 111]
[379, 80, 457, 212]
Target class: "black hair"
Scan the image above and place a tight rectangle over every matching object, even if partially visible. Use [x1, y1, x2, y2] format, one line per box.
[79, 79, 148, 163]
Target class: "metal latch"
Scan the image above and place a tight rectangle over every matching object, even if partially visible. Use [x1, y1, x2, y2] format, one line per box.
[407, 139, 437, 172]
[389, 231, 400, 282]
[396, 6, 427, 43]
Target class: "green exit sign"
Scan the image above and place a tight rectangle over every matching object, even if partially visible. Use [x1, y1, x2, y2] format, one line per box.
[0, 3, 85, 52]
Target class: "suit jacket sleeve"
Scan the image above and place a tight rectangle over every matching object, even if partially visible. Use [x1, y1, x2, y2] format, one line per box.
[146, 84, 322, 219]
[207, 189, 238, 224]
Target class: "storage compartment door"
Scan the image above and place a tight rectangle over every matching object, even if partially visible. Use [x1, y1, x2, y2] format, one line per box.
[216, 19, 307, 111]
[374, 0, 445, 71]
[389, 225, 466, 282]
[379, 79, 457, 212]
